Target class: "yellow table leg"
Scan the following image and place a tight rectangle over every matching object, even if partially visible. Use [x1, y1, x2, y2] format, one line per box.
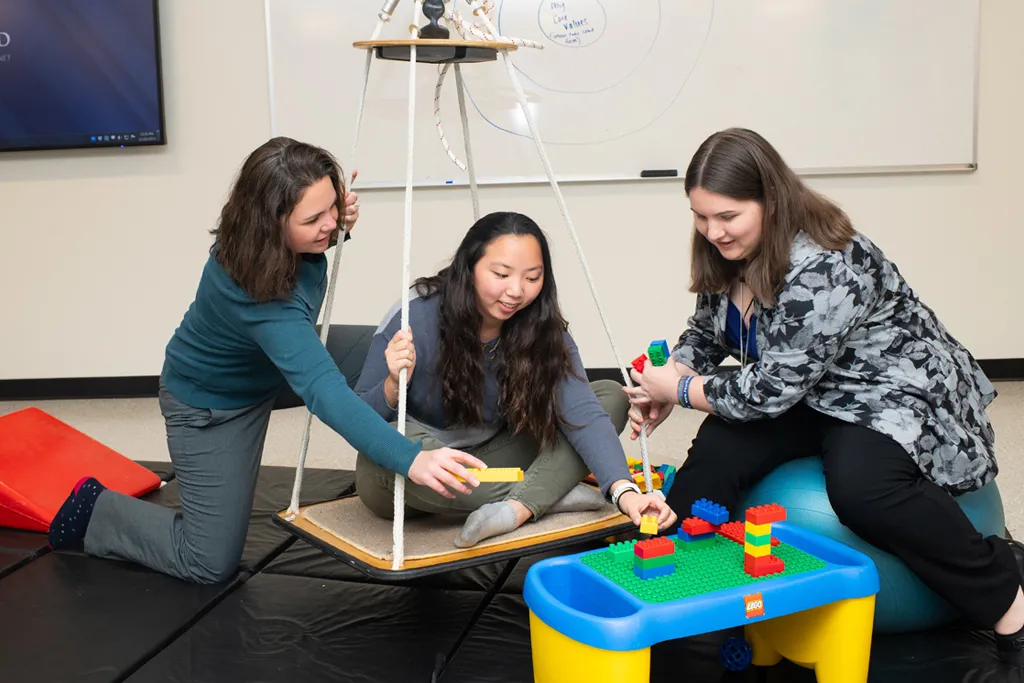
[529, 611, 650, 683]
[745, 595, 875, 683]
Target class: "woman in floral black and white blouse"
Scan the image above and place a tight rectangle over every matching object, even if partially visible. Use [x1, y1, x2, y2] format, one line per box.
[627, 128, 1024, 664]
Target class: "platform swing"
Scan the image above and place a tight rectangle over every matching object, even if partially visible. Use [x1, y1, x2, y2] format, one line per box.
[273, 0, 660, 580]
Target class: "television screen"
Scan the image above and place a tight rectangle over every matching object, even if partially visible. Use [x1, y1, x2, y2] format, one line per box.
[0, 0, 165, 153]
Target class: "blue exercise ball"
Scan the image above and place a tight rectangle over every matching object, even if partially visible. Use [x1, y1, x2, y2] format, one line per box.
[738, 456, 1006, 634]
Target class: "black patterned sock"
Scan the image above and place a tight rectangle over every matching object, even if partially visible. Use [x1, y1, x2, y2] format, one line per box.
[48, 477, 106, 551]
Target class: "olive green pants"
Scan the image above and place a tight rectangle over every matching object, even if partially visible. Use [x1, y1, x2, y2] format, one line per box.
[355, 379, 629, 520]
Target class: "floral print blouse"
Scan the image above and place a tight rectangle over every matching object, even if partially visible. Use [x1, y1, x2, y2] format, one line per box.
[673, 231, 998, 494]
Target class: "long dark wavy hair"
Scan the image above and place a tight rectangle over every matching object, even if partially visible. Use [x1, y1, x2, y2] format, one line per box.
[413, 212, 577, 448]
[685, 128, 855, 307]
[211, 136, 345, 302]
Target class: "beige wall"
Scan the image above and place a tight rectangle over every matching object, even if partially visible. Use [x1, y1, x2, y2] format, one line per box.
[1, 0, 1021, 380]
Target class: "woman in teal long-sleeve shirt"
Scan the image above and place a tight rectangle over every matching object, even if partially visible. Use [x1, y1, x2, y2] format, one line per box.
[47, 137, 485, 584]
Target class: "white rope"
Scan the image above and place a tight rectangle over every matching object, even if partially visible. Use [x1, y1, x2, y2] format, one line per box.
[286, 43, 378, 520]
[391, 1, 423, 570]
[489, 40, 654, 493]
[430, 0, 540, 199]
[453, 63, 480, 221]
[447, 1, 543, 49]
[433, 65, 465, 172]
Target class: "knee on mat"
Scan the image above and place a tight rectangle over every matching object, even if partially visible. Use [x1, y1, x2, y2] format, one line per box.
[186, 554, 241, 584]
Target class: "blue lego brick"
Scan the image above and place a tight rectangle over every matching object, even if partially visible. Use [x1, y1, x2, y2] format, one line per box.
[691, 498, 729, 526]
[662, 470, 676, 496]
[633, 563, 675, 580]
[678, 530, 717, 543]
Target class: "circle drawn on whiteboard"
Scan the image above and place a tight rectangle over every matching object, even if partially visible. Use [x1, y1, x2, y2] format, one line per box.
[500, 0, 659, 94]
[468, 0, 715, 145]
[538, 0, 607, 49]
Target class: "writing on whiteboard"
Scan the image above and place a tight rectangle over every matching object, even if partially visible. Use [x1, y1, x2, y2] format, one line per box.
[539, 0, 605, 48]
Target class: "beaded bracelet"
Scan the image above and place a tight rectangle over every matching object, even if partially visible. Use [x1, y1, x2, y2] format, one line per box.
[677, 375, 694, 409]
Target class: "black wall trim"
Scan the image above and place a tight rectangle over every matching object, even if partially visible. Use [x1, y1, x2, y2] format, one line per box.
[0, 376, 160, 401]
[2, 359, 1023, 401]
[978, 359, 1024, 382]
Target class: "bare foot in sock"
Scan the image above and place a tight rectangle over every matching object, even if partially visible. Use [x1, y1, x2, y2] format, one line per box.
[546, 483, 607, 515]
[455, 501, 518, 548]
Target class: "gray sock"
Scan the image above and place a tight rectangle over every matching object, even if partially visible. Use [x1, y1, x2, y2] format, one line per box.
[455, 501, 518, 548]
[546, 483, 607, 515]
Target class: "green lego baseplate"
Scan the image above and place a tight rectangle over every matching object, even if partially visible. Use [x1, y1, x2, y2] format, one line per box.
[581, 535, 827, 603]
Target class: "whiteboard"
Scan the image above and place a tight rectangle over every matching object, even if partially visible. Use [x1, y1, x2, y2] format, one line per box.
[266, 0, 980, 188]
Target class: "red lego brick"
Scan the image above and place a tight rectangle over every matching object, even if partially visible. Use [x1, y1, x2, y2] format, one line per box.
[717, 521, 745, 545]
[631, 354, 648, 375]
[744, 553, 785, 578]
[633, 536, 674, 559]
[681, 516, 717, 536]
[718, 521, 780, 547]
[746, 503, 787, 526]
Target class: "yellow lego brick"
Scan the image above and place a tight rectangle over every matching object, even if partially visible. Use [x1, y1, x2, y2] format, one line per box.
[633, 472, 664, 489]
[745, 541, 771, 557]
[745, 521, 771, 537]
[640, 515, 659, 535]
[627, 458, 643, 468]
[455, 467, 524, 483]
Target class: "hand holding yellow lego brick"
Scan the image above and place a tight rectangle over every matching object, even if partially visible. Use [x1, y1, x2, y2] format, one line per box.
[455, 467, 525, 483]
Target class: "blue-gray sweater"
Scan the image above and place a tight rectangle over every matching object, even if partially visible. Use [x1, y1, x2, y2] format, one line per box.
[162, 250, 422, 476]
[354, 293, 631, 496]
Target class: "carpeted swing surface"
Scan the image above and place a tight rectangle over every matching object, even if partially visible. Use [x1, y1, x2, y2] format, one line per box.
[275, 495, 633, 579]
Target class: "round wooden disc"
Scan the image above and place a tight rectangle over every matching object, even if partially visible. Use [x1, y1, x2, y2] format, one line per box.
[353, 39, 518, 52]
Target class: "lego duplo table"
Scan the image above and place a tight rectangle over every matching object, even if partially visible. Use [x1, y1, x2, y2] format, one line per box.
[523, 522, 880, 683]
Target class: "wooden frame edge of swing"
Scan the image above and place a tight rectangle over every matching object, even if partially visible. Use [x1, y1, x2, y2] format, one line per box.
[352, 39, 518, 51]
[272, 501, 635, 580]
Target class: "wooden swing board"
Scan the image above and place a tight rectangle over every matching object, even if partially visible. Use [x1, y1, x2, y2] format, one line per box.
[353, 39, 516, 64]
[273, 495, 633, 580]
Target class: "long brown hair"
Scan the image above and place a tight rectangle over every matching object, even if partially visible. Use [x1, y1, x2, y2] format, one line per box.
[211, 137, 345, 302]
[684, 128, 855, 306]
[413, 212, 577, 449]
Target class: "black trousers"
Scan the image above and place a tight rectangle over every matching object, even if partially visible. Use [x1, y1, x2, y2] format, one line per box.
[666, 404, 1021, 628]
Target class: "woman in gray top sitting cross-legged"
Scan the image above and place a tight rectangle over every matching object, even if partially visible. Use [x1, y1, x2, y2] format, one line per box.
[355, 211, 676, 547]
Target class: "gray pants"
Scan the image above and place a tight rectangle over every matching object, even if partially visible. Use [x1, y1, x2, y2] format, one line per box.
[356, 379, 629, 520]
[84, 382, 275, 584]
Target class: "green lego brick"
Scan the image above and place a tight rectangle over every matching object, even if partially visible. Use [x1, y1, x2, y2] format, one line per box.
[678, 537, 717, 551]
[647, 342, 669, 366]
[581, 536, 828, 604]
[633, 554, 674, 570]
[608, 540, 637, 561]
[745, 531, 772, 546]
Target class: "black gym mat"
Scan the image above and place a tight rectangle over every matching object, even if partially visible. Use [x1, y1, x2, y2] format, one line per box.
[0, 529, 47, 578]
[0, 548, 34, 579]
[0, 551, 240, 683]
[125, 573, 488, 683]
[0, 466, 355, 683]
[143, 465, 354, 574]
